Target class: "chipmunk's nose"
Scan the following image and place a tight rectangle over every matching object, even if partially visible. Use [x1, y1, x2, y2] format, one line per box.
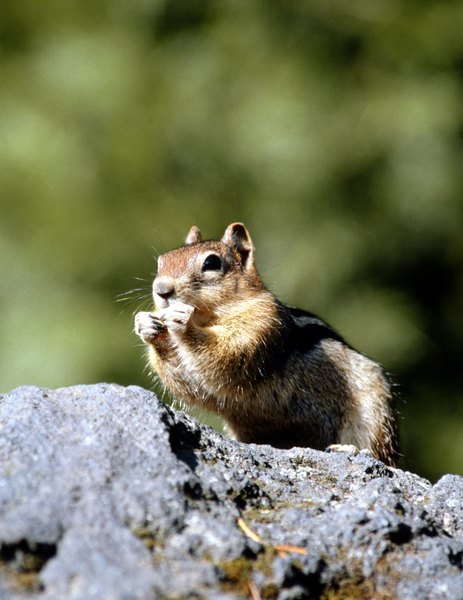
[153, 277, 175, 300]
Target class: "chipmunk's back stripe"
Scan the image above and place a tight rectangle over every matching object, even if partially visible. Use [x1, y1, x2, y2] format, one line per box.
[286, 306, 345, 353]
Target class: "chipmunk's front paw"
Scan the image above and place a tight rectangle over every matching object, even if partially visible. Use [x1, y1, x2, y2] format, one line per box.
[134, 311, 166, 344]
[157, 302, 194, 333]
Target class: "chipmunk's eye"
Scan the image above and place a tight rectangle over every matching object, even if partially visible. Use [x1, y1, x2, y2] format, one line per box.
[202, 254, 222, 271]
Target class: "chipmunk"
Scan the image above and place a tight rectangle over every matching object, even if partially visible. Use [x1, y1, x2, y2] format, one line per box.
[135, 223, 399, 466]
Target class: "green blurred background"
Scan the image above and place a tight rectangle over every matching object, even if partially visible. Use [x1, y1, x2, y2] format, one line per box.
[1, 1, 462, 482]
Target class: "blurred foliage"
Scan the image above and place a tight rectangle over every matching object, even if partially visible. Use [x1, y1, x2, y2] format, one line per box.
[1, 0, 462, 481]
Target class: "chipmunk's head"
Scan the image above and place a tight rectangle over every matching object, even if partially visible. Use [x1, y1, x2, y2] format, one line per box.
[152, 223, 263, 314]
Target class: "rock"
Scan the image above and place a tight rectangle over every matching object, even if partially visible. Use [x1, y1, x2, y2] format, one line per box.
[0, 383, 462, 599]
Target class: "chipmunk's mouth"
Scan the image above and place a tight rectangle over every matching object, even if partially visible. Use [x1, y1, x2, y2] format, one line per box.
[154, 294, 193, 312]
[154, 298, 169, 310]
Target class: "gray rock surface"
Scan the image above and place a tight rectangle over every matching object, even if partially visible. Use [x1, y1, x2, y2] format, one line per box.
[0, 384, 462, 599]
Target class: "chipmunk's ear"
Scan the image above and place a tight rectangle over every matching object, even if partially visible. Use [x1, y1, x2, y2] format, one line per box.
[185, 226, 202, 245]
[221, 223, 255, 269]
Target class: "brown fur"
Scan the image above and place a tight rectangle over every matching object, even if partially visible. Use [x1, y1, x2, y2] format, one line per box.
[134, 223, 399, 466]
